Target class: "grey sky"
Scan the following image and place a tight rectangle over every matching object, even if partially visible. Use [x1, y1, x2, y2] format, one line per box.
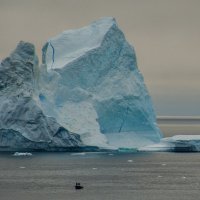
[0, 0, 200, 116]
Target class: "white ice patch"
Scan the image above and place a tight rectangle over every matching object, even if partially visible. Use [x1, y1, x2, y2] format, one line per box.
[45, 17, 115, 69]
[13, 152, 32, 156]
[19, 166, 26, 169]
[70, 152, 86, 156]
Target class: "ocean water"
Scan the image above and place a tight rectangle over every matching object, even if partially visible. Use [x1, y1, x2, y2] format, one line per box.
[0, 120, 200, 200]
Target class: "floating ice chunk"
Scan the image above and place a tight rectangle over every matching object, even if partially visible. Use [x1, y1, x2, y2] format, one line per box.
[13, 152, 32, 156]
[19, 166, 26, 169]
[127, 160, 133, 163]
[70, 152, 86, 156]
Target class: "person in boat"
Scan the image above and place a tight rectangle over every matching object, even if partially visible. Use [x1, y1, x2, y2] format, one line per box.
[75, 182, 84, 189]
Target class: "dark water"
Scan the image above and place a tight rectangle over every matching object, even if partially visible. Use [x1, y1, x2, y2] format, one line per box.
[1, 121, 200, 200]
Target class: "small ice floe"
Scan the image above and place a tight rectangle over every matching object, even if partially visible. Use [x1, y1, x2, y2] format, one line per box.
[19, 166, 26, 169]
[161, 163, 166, 166]
[127, 160, 133, 163]
[108, 153, 114, 156]
[157, 175, 163, 178]
[71, 152, 86, 156]
[13, 152, 32, 156]
[182, 176, 186, 179]
[92, 167, 97, 170]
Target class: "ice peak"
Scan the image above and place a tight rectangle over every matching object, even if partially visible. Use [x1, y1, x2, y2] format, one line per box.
[42, 17, 119, 70]
[11, 41, 36, 62]
[90, 17, 117, 27]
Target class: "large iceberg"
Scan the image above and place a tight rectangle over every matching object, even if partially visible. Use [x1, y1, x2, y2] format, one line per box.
[0, 17, 161, 151]
[39, 17, 161, 148]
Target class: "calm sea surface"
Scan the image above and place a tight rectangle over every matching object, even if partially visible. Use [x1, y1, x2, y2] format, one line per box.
[1, 121, 200, 200]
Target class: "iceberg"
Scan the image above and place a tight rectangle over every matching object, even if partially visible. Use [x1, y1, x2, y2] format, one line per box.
[40, 17, 161, 148]
[0, 17, 162, 151]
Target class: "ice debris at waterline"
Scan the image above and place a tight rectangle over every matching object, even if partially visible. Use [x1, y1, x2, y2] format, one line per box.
[140, 135, 200, 152]
[13, 152, 32, 156]
[0, 17, 162, 151]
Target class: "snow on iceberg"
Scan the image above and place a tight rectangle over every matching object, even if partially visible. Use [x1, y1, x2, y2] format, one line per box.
[40, 17, 162, 148]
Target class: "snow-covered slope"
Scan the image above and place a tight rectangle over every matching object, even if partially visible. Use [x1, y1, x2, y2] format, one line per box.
[40, 17, 162, 148]
[42, 18, 114, 69]
[0, 41, 82, 151]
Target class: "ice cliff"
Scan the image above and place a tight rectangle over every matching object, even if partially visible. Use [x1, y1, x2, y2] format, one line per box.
[0, 17, 161, 151]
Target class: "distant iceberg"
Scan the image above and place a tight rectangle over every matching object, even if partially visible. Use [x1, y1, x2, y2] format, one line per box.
[0, 17, 162, 151]
[140, 135, 200, 152]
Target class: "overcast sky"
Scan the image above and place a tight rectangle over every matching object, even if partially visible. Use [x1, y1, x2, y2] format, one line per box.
[0, 0, 200, 116]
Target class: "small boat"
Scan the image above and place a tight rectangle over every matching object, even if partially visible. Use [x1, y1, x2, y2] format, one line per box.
[75, 182, 84, 190]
